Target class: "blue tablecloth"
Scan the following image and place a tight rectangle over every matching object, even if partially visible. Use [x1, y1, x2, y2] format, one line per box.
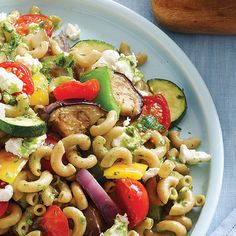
[114, 0, 236, 235]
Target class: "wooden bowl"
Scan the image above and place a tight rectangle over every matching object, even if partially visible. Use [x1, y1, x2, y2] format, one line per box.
[151, 0, 236, 34]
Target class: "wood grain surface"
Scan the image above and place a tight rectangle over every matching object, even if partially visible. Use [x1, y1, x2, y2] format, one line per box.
[151, 0, 236, 34]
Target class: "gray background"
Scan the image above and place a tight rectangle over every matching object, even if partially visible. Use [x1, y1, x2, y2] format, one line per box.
[114, 0, 236, 235]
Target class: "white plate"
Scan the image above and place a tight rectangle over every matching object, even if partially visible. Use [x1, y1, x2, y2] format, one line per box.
[1, 0, 224, 235]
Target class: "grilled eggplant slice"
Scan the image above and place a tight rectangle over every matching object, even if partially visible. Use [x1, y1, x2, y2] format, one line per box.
[83, 203, 106, 236]
[45, 99, 107, 137]
[111, 73, 143, 118]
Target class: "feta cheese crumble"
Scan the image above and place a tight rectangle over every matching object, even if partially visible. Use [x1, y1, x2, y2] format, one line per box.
[65, 23, 81, 41]
[5, 138, 24, 157]
[0, 185, 13, 201]
[123, 117, 131, 127]
[115, 59, 134, 81]
[92, 50, 143, 82]
[15, 54, 42, 73]
[0, 67, 23, 94]
[179, 144, 212, 165]
[5, 135, 46, 158]
[92, 50, 120, 69]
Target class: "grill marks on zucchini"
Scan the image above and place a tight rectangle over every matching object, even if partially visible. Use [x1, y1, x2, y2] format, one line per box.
[148, 79, 187, 126]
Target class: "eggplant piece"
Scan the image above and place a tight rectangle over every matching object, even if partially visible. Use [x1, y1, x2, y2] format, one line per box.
[83, 203, 106, 236]
[111, 73, 143, 118]
[45, 99, 107, 137]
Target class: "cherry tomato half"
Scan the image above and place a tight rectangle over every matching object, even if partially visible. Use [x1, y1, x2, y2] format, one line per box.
[0, 202, 9, 218]
[14, 14, 54, 37]
[0, 61, 34, 95]
[115, 179, 149, 228]
[40, 205, 69, 236]
[53, 79, 100, 101]
[142, 94, 171, 132]
[44, 133, 60, 147]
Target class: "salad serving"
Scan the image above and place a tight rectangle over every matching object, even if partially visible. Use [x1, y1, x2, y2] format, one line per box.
[0, 6, 212, 236]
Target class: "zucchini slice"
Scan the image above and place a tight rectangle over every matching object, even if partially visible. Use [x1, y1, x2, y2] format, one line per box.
[70, 39, 115, 55]
[148, 79, 187, 126]
[0, 116, 47, 137]
[70, 40, 115, 68]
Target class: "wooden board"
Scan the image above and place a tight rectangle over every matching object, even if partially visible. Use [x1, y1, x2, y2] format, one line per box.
[151, 0, 236, 34]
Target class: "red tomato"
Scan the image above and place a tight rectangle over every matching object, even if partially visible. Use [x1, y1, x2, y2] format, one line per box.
[0, 202, 9, 217]
[142, 95, 171, 132]
[40, 205, 69, 236]
[41, 134, 60, 174]
[14, 14, 54, 37]
[53, 79, 100, 101]
[44, 133, 59, 147]
[115, 179, 149, 228]
[0, 62, 34, 95]
[41, 158, 55, 174]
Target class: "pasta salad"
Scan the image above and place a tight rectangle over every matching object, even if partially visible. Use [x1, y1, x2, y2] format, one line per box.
[0, 6, 211, 236]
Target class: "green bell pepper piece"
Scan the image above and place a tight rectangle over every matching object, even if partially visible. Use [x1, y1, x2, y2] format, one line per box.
[80, 67, 120, 115]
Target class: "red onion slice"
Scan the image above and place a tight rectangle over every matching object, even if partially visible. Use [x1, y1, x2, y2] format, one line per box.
[76, 169, 119, 226]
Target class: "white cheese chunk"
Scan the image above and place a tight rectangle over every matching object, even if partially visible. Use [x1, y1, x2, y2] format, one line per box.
[179, 144, 212, 165]
[0, 185, 13, 202]
[126, 53, 137, 67]
[123, 117, 131, 127]
[65, 23, 81, 40]
[92, 50, 120, 69]
[142, 168, 160, 183]
[5, 135, 47, 158]
[5, 138, 23, 157]
[15, 54, 42, 73]
[115, 59, 134, 81]
[92, 50, 139, 81]
[0, 68, 23, 94]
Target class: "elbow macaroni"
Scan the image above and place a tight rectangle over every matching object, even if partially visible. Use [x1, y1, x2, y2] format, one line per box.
[90, 110, 118, 136]
[29, 146, 52, 176]
[92, 136, 108, 160]
[63, 207, 86, 236]
[169, 130, 201, 149]
[71, 182, 88, 210]
[50, 141, 76, 177]
[157, 176, 179, 204]
[156, 220, 187, 236]
[169, 187, 195, 216]
[133, 146, 160, 168]
[63, 134, 97, 169]
[0, 203, 22, 230]
[17, 171, 53, 193]
[100, 147, 132, 168]
[57, 181, 73, 203]
[0, 7, 210, 235]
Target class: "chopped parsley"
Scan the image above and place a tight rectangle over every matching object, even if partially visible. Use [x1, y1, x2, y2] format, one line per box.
[136, 114, 164, 132]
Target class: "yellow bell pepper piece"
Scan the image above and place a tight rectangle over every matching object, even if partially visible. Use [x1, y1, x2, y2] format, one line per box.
[0, 150, 27, 184]
[29, 72, 49, 106]
[104, 163, 148, 180]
